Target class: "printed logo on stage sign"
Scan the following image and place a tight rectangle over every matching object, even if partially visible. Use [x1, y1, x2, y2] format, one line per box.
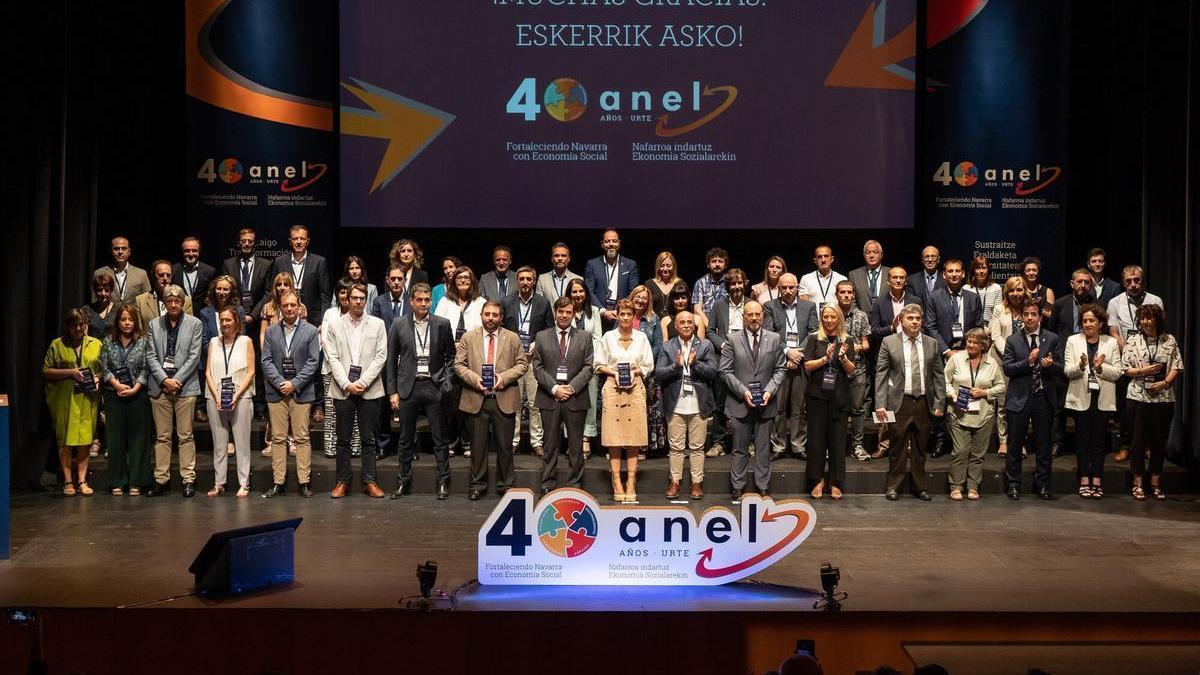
[196, 157, 328, 192]
[478, 488, 816, 586]
[933, 159, 1062, 195]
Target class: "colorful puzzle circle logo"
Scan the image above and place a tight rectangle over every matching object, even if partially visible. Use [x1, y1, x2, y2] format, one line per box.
[218, 158, 244, 184]
[953, 161, 978, 187]
[537, 497, 598, 558]
[543, 78, 588, 122]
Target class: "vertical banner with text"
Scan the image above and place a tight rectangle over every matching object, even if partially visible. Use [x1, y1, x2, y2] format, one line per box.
[185, 0, 336, 262]
[923, 1, 1069, 284]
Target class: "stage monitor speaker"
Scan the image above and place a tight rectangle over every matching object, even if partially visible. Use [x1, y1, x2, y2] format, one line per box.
[188, 518, 302, 597]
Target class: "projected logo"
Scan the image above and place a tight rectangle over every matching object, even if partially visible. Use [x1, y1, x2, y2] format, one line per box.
[479, 488, 816, 586]
[537, 497, 598, 557]
[543, 78, 588, 122]
[933, 160, 1062, 196]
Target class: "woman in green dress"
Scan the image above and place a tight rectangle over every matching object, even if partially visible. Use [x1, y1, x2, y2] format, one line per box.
[43, 308, 103, 495]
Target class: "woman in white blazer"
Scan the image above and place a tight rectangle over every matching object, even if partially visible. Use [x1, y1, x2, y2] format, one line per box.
[988, 276, 1030, 456]
[1062, 303, 1122, 499]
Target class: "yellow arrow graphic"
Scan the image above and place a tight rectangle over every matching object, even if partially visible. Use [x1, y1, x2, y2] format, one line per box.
[341, 79, 455, 194]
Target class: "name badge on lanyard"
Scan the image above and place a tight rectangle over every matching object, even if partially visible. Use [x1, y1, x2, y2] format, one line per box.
[556, 364, 569, 384]
[786, 332, 799, 349]
[416, 354, 430, 376]
[681, 345, 695, 395]
[520, 331, 531, 350]
[347, 365, 363, 383]
[220, 376, 235, 411]
[282, 356, 296, 380]
[162, 356, 177, 377]
[415, 325, 431, 375]
[1088, 369, 1100, 391]
[822, 368, 837, 391]
[952, 322, 964, 340]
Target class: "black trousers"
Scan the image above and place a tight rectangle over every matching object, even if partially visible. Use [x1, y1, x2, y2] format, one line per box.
[806, 396, 848, 489]
[1071, 394, 1110, 480]
[540, 404, 587, 490]
[469, 397, 516, 491]
[709, 377, 730, 447]
[334, 396, 380, 484]
[1005, 391, 1053, 491]
[1129, 400, 1174, 477]
[398, 379, 449, 484]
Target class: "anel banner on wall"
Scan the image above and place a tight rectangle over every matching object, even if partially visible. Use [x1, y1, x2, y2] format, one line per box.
[477, 488, 816, 586]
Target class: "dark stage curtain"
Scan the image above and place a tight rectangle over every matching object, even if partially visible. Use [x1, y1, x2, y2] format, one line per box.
[2, 2, 183, 488]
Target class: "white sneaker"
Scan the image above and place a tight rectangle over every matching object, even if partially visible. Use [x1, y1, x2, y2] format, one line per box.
[853, 445, 870, 461]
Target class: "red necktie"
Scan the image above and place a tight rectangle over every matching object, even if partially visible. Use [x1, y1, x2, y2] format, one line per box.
[487, 333, 495, 364]
[559, 330, 568, 358]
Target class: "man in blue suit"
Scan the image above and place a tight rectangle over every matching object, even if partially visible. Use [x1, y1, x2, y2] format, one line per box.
[583, 228, 639, 326]
[260, 291, 322, 498]
[923, 259, 984, 357]
[655, 311, 719, 500]
[1002, 301, 1062, 500]
[371, 263, 413, 326]
[907, 245, 946, 305]
[368, 263, 415, 460]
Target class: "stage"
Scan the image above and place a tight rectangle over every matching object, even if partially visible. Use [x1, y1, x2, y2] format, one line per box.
[3, 466, 1198, 613]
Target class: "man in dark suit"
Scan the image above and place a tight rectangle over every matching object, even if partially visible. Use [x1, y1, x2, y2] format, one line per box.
[386, 283, 456, 499]
[874, 303, 945, 501]
[869, 267, 922, 344]
[907, 245, 946, 305]
[720, 300, 788, 499]
[705, 268, 750, 457]
[271, 224, 331, 325]
[1002, 301, 1062, 500]
[761, 273, 819, 461]
[584, 228, 640, 324]
[1085, 247, 1120, 307]
[171, 236, 216, 303]
[502, 266, 555, 456]
[221, 228, 273, 322]
[656, 311, 718, 499]
[531, 297, 594, 493]
[370, 263, 419, 461]
[479, 245, 518, 301]
[923, 259, 985, 357]
[847, 239, 890, 313]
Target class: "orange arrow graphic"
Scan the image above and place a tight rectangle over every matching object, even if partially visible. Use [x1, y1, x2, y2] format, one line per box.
[824, 3, 917, 90]
[340, 79, 455, 194]
[655, 85, 738, 138]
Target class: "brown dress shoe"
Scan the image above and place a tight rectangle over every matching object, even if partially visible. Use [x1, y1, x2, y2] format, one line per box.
[665, 480, 681, 499]
[362, 482, 385, 498]
[534, 446, 544, 458]
[689, 482, 704, 500]
[1113, 448, 1129, 462]
[330, 482, 349, 498]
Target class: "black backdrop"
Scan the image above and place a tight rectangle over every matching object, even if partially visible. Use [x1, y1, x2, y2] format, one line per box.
[4, 1, 1197, 486]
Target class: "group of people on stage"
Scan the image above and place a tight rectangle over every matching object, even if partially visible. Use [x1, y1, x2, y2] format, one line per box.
[44, 226, 1183, 503]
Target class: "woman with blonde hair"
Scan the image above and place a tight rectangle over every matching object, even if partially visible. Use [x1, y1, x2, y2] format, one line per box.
[989, 275, 1029, 456]
[802, 305, 856, 499]
[646, 251, 681, 318]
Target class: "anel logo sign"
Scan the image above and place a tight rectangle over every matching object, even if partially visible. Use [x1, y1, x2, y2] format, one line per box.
[478, 488, 816, 586]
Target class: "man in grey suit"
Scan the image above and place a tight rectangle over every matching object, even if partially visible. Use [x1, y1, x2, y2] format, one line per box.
[480, 245, 518, 301]
[720, 301, 788, 499]
[656, 311, 718, 500]
[762, 273, 819, 461]
[145, 284, 204, 497]
[874, 303, 945, 501]
[535, 242, 582, 302]
[93, 236, 151, 303]
[386, 283, 456, 499]
[531, 297, 594, 493]
[260, 291, 321, 498]
[324, 283, 390, 498]
[847, 239, 890, 313]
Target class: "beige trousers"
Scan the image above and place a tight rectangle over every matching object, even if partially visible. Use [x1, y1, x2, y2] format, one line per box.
[150, 393, 196, 484]
[667, 412, 707, 483]
[269, 398, 313, 484]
